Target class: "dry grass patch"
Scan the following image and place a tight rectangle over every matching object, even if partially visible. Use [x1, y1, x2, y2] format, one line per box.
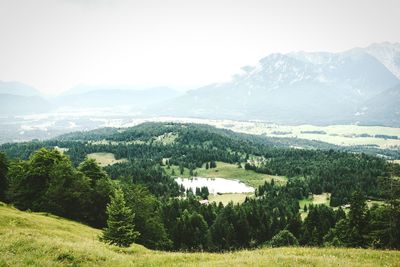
[87, 152, 128, 167]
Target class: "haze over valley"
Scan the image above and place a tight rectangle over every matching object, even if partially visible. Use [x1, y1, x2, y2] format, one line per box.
[1, 42, 400, 146]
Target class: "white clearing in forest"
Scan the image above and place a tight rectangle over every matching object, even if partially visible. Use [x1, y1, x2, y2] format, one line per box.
[87, 152, 128, 167]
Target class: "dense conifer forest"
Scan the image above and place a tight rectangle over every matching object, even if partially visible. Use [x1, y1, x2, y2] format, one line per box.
[0, 122, 399, 250]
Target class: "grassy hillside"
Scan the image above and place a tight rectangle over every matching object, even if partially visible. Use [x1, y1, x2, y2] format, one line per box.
[1, 203, 399, 267]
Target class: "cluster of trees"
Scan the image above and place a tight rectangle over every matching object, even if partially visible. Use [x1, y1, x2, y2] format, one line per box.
[1, 123, 397, 207]
[159, 179, 400, 250]
[205, 161, 217, 169]
[0, 148, 399, 250]
[249, 149, 394, 206]
[105, 160, 180, 198]
[0, 149, 114, 228]
[1, 123, 400, 250]
[0, 149, 174, 250]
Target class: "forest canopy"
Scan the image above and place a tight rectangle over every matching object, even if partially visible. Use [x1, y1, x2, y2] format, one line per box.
[0, 122, 399, 250]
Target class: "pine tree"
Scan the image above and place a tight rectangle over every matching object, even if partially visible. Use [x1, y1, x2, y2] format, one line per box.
[0, 153, 8, 202]
[101, 188, 139, 247]
[347, 191, 368, 247]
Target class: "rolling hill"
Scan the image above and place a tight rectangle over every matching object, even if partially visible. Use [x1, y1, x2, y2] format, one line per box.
[1, 203, 399, 267]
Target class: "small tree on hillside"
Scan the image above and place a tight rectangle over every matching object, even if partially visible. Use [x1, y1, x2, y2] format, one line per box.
[270, 230, 299, 247]
[210, 161, 217, 168]
[101, 188, 139, 247]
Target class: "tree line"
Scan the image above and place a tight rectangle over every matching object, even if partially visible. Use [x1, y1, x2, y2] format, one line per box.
[0, 148, 399, 250]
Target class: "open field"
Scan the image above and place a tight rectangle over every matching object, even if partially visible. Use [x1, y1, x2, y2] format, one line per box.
[298, 194, 386, 218]
[367, 200, 386, 208]
[1, 203, 399, 267]
[128, 117, 400, 149]
[164, 161, 286, 188]
[215, 121, 400, 149]
[299, 193, 331, 209]
[208, 193, 253, 205]
[299, 193, 331, 219]
[87, 152, 128, 167]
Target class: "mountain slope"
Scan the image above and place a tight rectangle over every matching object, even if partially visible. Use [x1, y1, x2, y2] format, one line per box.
[0, 81, 41, 96]
[54, 87, 181, 109]
[153, 43, 400, 126]
[364, 42, 400, 79]
[0, 94, 52, 115]
[356, 84, 400, 126]
[1, 203, 399, 267]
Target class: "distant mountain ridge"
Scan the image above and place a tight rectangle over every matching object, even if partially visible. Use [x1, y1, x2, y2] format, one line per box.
[0, 94, 52, 115]
[1, 43, 399, 126]
[153, 42, 400, 126]
[0, 81, 41, 96]
[53, 87, 181, 109]
[0, 84, 181, 115]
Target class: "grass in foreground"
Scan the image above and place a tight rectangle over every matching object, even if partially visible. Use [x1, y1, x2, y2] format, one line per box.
[1, 203, 400, 267]
[165, 161, 286, 188]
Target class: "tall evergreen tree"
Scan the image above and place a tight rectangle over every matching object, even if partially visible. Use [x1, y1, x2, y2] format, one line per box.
[101, 188, 139, 247]
[347, 191, 369, 247]
[0, 152, 7, 202]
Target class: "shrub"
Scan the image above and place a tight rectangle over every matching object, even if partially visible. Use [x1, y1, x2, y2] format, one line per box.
[270, 230, 299, 247]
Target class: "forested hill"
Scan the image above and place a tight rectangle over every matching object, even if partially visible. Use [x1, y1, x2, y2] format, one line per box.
[56, 122, 399, 158]
[2, 122, 342, 164]
[56, 122, 335, 148]
[1, 122, 399, 205]
[1, 122, 399, 163]
[1, 122, 400, 251]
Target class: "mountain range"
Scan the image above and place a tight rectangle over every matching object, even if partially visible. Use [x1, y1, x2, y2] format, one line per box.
[1, 42, 399, 126]
[0, 84, 181, 115]
[153, 42, 400, 126]
[52, 87, 181, 109]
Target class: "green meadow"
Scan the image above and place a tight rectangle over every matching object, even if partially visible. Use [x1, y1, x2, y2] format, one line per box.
[1, 203, 399, 267]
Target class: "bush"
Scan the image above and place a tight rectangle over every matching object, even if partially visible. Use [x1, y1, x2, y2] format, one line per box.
[270, 230, 299, 247]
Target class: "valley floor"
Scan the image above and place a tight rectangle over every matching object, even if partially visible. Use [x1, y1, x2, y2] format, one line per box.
[1, 203, 399, 267]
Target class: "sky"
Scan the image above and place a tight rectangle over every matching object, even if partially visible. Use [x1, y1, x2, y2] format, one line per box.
[0, 0, 399, 94]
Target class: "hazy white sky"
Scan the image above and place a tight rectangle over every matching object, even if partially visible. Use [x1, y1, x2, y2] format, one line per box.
[0, 0, 399, 94]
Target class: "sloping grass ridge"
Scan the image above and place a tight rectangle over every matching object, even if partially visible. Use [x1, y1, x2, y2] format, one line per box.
[0, 203, 399, 267]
